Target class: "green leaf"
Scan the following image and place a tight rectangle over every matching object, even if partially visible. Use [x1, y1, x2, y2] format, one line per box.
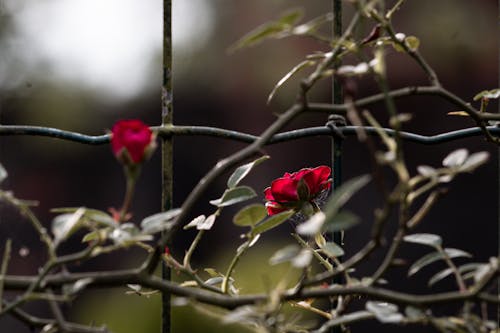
[320, 242, 344, 257]
[64, 277, 94, 295]
[461, 151, 489, 172]
[324, 210, 360, 232]
[51, 207, 115, 227]
[269, 244, 300, 265]
[404, 36, 420, 51]
[140, 209, 181, 234]
[267, 60, 315, 104]
[292, 13, 333, 35]
[52, 207, 86, 246]
[204, 268, 220, 278]
[183, 215, 206, 230]
[227, 156, 269, 189]
[210, 186, 257, 207]
[233, 204, 267, 227]
[458, 263, 484, 275]
[292, 248, 313, 268]
[403, 233, 442, 248]
[297, 212, 325, 236]
[0, 163, 7, 184]
[442, 148, 468, 167]
[428, 268, 454, 286]
[408, 248, 471, 276]
[277, 8, 304, 26]
[82, 230, 107, 243]
[405, 306, 425, 320]
[323, 174, 371, 218]
[228, 8, 303, 52]
[473, 88, 500, 101]
[366, 301, 403, 323]
[252, 210, 295, 235]
[197, 214, 216, 230]
[111, 223, 153, 245]
[408, 251, 442, 276]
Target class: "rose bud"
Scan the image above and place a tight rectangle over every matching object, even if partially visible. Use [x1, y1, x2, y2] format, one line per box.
[111, 119, 156, 166]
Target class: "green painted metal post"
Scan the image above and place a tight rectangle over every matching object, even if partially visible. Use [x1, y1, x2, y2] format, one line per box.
[161, 1, 173, 333]
[330, 1, 343, 332]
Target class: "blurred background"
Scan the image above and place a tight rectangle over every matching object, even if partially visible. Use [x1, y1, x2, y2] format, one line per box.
[0, 0, 498, 332]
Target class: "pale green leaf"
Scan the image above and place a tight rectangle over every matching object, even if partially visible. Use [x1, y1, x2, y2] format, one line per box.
[233, 204, 267, 227]
[366, 302, 403, 323]
[323, 174, 371, 219]
[269, 244, 300, 265]
[267, 60, 315, 104]
[297, 212, 325, 236]
[252, 210, 295, 235]
[460, 151, 489, 172]
[473, 88, 500, 101]
[110, 223, 153, 245]
[428, 267, 454, 286]
[51, 207, 115, 227]
[404, 36, 420, 51]
[292, 13, 333, 35]
[52, 207, 85, 245]
[408, 248, 471, 276]
[140, 209, 181, 234]
[227, 156, 269, 189]
[184, 215, 206, 230]
[324, 210, 360, 232]
[0, 163, 7, 184]
[442, 149, 468, 167]
[64, 278, 93, 295]
[197, 214, 216, 230]
[82, 230, 107, 243]
[228, 8, 303, 52]
[210, 186, 257, 207]
[204, 268, 220, 278]
[405, 306, 425, 320]
[408, 251, 442, 276]
[403, 233, 442, 248]
[292, 248, 313, 268]
[320, 242, 344, 257]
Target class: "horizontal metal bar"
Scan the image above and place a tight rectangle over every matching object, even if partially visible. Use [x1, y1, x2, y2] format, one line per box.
[0, 124, 498, 146]
[0, 125, 109, 144]
[272, 126, 500, 145]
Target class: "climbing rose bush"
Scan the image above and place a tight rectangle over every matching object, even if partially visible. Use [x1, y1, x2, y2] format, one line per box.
[264, 165, 332, 215]
[111, 119, 156, 165]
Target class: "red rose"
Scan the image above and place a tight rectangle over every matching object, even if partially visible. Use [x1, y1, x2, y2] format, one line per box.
[111, 119, 156, 165]
[264, 166, 332, 215]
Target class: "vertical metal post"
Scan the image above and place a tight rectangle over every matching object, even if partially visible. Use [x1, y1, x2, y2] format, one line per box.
[331, 0, 343, 247]
[330, 1, 343, 333]
[161, 1, 173, 333]
[497, 0, 500, 326]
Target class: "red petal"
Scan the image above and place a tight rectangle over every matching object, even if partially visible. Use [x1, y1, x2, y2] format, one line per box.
[111, 120, 153, 163]
[264, 187, 275, 201]
[302, 166, 331, 196]
[265, 202, 287, 216]
[270, 177, 299, 202]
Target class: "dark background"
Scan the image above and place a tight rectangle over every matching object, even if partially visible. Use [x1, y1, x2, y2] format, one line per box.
[0, 1, 498, 332]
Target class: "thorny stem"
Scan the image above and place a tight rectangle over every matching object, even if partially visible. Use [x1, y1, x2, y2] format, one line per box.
[292, 233, 333, 272]
[183, 229, 205, 269]
[119, 166, 139, 222]
[0, 242, 97, 318]
[221, 241, 250, 294]
[0, 191, 56, 260]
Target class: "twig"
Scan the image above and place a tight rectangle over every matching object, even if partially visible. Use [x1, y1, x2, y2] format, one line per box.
[0, 239, 11, 312]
